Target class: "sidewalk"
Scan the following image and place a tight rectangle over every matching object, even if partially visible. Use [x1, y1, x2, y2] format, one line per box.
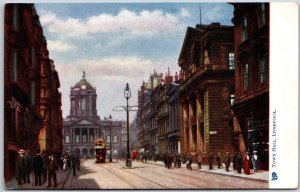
[144, 160, 269, 182]
[4, 168, 71, 190]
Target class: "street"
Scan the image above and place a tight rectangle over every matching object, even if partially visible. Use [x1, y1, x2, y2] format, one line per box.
[63, 159, 268, 189]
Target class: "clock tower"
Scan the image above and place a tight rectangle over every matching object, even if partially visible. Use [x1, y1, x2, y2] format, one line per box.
[68, 71, 100, 121]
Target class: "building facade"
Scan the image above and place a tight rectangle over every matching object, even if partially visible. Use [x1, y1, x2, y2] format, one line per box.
[231, 3, 269, 170]
[62, 74, 122, 158]
[178, 23, 235, 161]
[4, 4, 62, 181]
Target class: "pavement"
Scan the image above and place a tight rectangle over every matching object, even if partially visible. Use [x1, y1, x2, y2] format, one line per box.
[4, 167, 72, 190]
[143, 160, 269, 182]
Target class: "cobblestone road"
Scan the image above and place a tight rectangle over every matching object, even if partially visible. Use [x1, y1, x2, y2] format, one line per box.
[63, 159, 268, 189]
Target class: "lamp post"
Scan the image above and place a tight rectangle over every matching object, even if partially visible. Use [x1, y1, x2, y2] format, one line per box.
[109, 114, 112, 162]
[124, 83, 132, 168]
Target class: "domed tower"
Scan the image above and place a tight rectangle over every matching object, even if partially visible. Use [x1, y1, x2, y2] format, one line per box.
[68, 71, 100, 121]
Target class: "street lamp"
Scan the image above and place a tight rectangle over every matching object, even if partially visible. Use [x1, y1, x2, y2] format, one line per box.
[109, 114, 112, 162]
[124, 83, 131, 168]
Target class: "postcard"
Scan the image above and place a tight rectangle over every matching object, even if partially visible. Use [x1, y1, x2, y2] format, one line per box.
[2, 1, 298, 190]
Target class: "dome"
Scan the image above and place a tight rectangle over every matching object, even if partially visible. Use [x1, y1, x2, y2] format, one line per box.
[73, 78, 94, 89]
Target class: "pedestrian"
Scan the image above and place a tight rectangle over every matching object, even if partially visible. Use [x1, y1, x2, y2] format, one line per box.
[243, 152, 250, 175]
[208, 152, 214, 170]
[223, 152, 231, 172]
[236, 151, 243, 174]
[76, 156, 80, 171]
[216, 153, 221, 169]
[23, 150, 32, 184]
[63, 156, 68, 170]
[186, 154, 192, 170]
[32, 149, 43, 186]
[41, 150, 49, 183]
[16, 149, 25, 185]
[48, 153, 58, 188]
[251, 151, 259, 172]
[233, 151, 238, 170]
[197, 153, 202, 169]
[71, 156, 77, 176]
[145, 154, 148, 163]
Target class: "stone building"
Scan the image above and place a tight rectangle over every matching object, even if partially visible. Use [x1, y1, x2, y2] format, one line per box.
[231, 3, 269, 170]
[62, 74, 122, 158]
[178, 23, 235, 160]
[4, 4, 62, 181]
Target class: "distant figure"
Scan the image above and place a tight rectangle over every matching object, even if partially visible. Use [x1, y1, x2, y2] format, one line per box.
[41, 150, 49, 183]
[243, 152, 250, 175]
[236, 151, 243, 174]
[197, 153, 202, 169]
[71, 156, 77, 176]
[216, 153, 221, 169]
[23, 150, 32, 184]
[33, 149, 43, 186]
[251, 151, 259, 172]
[223, 152, 231, 172]
[208, 152, 214, 170]
[233, 151, 238, 170]
[48, 154, 58, 188]
[63, 156, 68, 170]
[16, 149, 25, 185]
[76, 156, 80, 171]
[186, 154, 192, 170]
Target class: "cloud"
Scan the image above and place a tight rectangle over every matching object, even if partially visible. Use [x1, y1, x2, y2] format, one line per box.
[39, 9, 185, 37]
[47, 40, 76, 52]
[179, 8, 190, 18]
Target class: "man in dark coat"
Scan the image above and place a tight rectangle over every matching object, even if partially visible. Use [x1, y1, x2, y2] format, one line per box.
[23, 150, 32, 184]
[76, 156, 80, 171]
[208, 152, 214, 170]
[236, 151, 243, 174]
[41, 150, 49, 183]
[48, 153, 58, 188]
[233, 151, 238, 170]
[16, 149, 25, 185]
[32, 149, 43, 186]
[71, 156, 77, 176]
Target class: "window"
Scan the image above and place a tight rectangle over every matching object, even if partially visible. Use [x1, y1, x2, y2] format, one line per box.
[10, 49, 18, 82]
[31, 46, 35, 67]
[76, 135, 80, 143]
[82, 98, 86, 110]
[30, 82, 35, 105]
[114, 136, 118, 143]
[89, 135, 94, 143]
[107, 136, 110, 142]
[230, 94, 235, 106]
[12, 4, 19, 31]
[113, 149, 117, 155]
[242, 16, 248, 41]
[82, 135, 87, 143]
[260, 55, 267, 83]
[229, 52, 234, 70]
[244, 64, 249, 90]
[65, 136, 70, 143]
[258, 3, 267, 27]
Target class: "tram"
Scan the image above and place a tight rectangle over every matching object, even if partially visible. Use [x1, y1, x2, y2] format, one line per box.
[94, 138, 106, 163]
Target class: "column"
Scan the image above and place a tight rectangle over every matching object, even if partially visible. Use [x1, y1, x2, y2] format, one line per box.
[87, 128, 90, 143]
[195, 92, 200, 152]
[80, 128, 82, 144]
[188, 99, 193, 152]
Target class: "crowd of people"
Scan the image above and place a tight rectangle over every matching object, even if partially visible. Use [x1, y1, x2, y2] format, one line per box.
[15, 149, 81, 188]
[142, 151, 260, 175]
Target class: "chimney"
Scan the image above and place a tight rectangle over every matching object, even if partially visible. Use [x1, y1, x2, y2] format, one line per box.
[174, 72, 179, 81]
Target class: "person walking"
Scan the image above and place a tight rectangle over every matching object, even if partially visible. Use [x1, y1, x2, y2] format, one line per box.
[32, 149, 43, 186]
[41, 150, 49, 183]
[63, 156, 68, 171]
[251, 151, 259, 172]
[23, 150, 32, 184]
[223, 152, 231, 172]
[243, 152, 250, 175]
[233, 151, 238, 170]
[186, 154, 192, 170]
[197, 153, 202, 169]
[76, 156, 80, 171]
[216, 153, 221, 169]
[71, 156, 77, 176]
[16, 149, 25, 185]
[48, 153, 58, 188]
[208, 152, 214, 170]
[236, 151, 243, 174]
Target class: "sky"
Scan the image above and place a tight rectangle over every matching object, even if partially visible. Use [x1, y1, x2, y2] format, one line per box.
[34, 3, 234, 122]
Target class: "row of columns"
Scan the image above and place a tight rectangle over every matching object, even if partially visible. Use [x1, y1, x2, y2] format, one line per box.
[70, 128, 102, 144]
[181, 91, 206, 153]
